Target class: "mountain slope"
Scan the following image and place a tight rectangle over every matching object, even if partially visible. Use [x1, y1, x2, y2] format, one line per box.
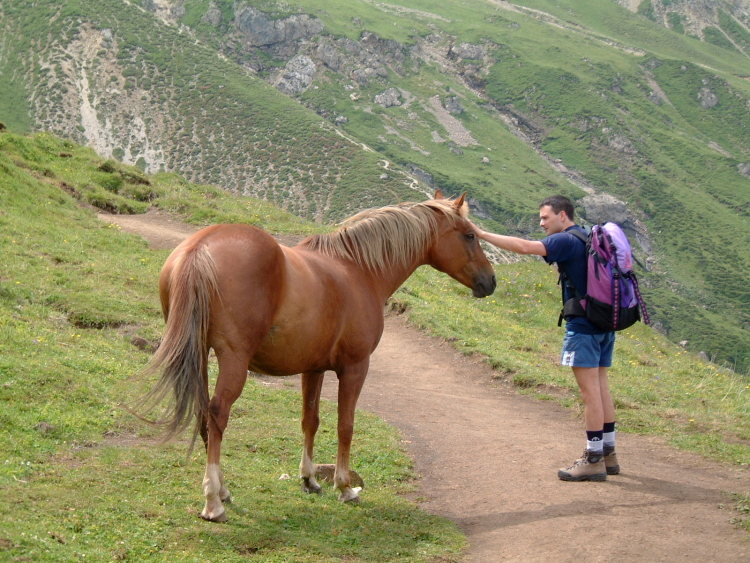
[2, 0, 750, 371]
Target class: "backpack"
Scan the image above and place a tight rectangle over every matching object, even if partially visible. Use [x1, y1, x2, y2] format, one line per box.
[558, 223, 650, 331]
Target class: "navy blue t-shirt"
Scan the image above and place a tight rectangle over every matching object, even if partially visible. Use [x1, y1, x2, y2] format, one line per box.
[542, 226, 604, 334]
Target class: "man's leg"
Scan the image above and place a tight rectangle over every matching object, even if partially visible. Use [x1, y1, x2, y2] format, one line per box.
[558, 366, 607, 481]
[598, 366, 620, 474]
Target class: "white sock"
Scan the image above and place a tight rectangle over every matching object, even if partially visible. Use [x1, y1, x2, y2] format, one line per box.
[603, 431, 615, 449]
[587, 439, 604, 453]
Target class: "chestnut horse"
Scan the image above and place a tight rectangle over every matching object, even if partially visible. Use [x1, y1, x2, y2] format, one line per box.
[139, 191, 496, 522]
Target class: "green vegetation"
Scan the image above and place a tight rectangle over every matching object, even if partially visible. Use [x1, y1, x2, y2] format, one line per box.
[2, 0, 750, 378]
[0, 130, 464, 562]
[0, 127, 748, 556]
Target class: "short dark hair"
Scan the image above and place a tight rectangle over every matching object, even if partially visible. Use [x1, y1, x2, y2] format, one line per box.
[539, 195, 574, 220]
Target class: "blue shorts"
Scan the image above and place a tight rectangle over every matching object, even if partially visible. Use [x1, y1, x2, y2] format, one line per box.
[561, 330, 615, 368]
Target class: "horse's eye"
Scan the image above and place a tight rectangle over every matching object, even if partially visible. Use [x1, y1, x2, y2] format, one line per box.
[466, 232, 476, 241]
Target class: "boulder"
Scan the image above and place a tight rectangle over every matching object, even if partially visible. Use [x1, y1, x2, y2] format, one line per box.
[201, 1, 222, 26]
[235, 6, 324, 47]
[698, 87, 718, 109]
[274, 55, 316, 95]
[444, 96, 464, 115]
[374, 87, 401, 108]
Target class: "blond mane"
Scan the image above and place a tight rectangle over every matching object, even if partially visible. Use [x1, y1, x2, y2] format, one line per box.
[305, 198, 467, 271]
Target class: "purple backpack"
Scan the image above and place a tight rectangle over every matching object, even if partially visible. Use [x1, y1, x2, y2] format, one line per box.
[562, 223, 650, 331]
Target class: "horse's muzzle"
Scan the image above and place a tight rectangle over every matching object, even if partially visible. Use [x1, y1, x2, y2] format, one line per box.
[472, 273, 497, 298]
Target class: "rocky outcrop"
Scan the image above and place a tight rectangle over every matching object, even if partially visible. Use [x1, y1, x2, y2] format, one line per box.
[448, 43, 486, 61]
[615, 0, 750, 43]
[698, 86, 718, 109]
[579, 193, 653, 266]
[374, 87, 402, 108]
[234, 6, 324, 48]
[201, 2, 222, 27]
[274, 55, 316, 95]
[316, 32, 407, 84]
[444, 96, 464, 115]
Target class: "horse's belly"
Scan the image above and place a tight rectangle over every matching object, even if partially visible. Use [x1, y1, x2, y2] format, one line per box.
[248, 327, 333, 376]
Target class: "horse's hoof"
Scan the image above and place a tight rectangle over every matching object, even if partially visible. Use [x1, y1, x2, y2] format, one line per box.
[301, 477, 323, 495]
[338, 488, 360, 503]
[200, 509, 228, 523]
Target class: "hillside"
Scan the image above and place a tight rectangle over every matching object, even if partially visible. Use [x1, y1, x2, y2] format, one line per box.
[1, 129, 748, 560]
[2, 0, 750, 371]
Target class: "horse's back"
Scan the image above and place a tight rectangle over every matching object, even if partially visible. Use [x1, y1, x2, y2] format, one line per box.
[161, 223, 384, 375]
[161, 223, 286, 342]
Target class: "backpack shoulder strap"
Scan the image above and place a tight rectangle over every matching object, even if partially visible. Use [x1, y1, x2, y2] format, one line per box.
[566, 228, 588, 245]
[555, 228, 588, 326]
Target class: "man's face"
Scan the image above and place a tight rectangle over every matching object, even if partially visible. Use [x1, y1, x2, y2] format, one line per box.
[539, 205, 566, 235]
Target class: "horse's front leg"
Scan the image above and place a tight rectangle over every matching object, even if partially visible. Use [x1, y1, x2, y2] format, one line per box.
[334, 358, 370, 503]
[299, 370, 325, 494]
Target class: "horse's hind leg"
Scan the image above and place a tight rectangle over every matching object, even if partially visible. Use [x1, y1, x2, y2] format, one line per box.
[299, 370, 325, 494]
[334, 358, 369, 503]
[200, 352, 248, 522]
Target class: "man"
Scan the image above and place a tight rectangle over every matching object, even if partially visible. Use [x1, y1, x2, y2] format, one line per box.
[470, 195, 619, 481]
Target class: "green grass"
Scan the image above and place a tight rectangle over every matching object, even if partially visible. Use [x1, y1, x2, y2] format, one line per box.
[0, 130, 465, 562]
[4, 0, 750, 374]
[1, 128, 748, 555]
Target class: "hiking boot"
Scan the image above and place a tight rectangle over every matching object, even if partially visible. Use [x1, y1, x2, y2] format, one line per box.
[558, 450, 607, 482]
[603, 446, 620, 475]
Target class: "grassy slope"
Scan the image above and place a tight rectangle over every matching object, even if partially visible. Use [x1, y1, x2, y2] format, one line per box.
[2, 0, 750, 367]
[0, 128, 747, 557]
[0, 130, 464, 562]
[0, 0, 423, 220]
[252, 0, 750, 372]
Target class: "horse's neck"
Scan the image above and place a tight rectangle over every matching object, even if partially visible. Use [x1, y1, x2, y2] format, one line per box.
[296, 236, 428, 300]
[366, 257, 425, 302]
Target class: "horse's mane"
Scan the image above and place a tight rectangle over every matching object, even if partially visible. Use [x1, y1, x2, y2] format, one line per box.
[305, 198, 467, 271]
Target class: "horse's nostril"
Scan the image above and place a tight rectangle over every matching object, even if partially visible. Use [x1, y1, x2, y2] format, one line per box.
[491, 275, 497, 288]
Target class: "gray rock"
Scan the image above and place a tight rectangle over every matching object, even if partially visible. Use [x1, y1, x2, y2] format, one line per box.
[449, 43, 486, 60]
[353, 67, 379, 84]
[698, 87, 718, 109]
[580, 193, 629, 225]
[374, 87, 401, 108]
[444, 96, 464, 115]
[235, 6, 324, 47]
[608, 133, 637, 155]
[274, 55, 316, 95]
[738, 163, 750, 179]
[201, 2, 222, 27]
[317, 39, 341, 71]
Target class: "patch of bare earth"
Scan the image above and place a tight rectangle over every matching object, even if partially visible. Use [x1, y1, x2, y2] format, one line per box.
[104, 211, 750, 562]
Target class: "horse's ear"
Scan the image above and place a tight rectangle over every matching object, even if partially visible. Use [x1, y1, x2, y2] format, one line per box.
[434, 189, 445, 200]
[453, 192, 467, 209]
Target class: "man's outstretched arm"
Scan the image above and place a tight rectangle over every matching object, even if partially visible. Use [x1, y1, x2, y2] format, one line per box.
[470, 222, 547, 256]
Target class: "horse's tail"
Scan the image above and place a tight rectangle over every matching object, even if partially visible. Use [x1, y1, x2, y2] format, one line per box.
[136, 244, 219, 447]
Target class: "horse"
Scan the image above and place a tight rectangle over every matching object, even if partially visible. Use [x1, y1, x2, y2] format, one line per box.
[138, 191, 496, 522]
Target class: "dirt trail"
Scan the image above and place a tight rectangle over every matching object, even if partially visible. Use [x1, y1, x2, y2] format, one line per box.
[101, 211, 750, 562]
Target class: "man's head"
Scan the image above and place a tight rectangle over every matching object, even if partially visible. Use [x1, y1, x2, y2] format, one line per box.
[539, 195, 575, 235]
